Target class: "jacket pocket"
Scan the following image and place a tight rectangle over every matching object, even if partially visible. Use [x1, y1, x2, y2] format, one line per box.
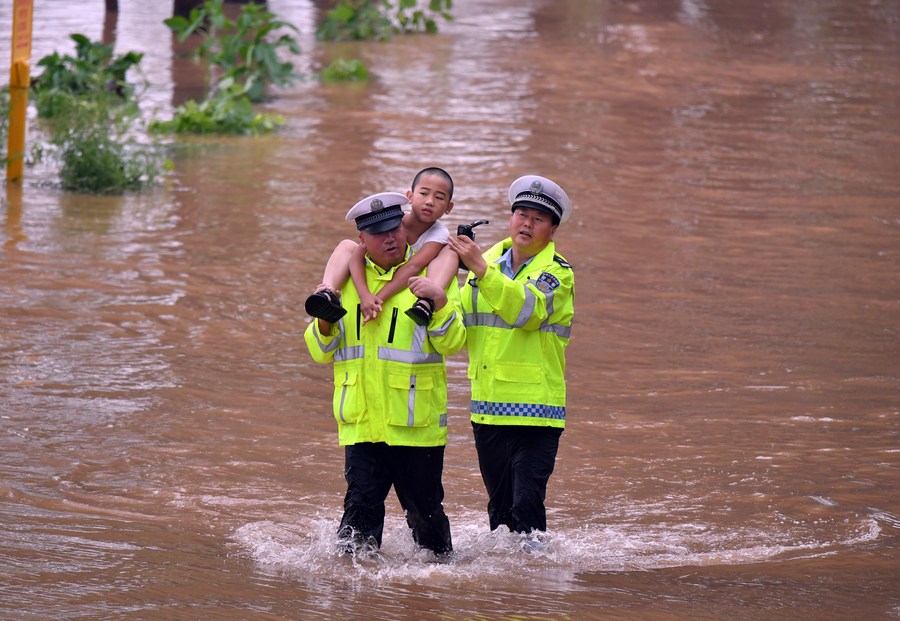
[386, 372, 439, 428]
[334, 370, 364, 424]
[495, 362, 542, 383]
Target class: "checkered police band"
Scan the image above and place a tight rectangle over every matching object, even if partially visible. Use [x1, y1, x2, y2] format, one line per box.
[470, 400, 566, 420]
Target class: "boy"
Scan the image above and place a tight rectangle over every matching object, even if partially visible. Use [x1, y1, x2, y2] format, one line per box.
[305, 167, 459, 325]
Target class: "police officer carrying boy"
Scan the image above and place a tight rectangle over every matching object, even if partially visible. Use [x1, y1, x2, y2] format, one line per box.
[305, 192, 467, 558]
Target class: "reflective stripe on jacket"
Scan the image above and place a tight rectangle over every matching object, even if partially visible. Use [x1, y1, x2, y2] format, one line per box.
[461, 239, 574, 428]
[305, 249, 466, 447]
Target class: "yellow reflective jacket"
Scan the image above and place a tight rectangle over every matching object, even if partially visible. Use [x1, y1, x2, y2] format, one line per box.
[305, 248, 466, 447]
[460, 239, 574, 428]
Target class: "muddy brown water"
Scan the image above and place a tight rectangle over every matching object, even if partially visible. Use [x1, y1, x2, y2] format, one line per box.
[2, 1, 899, 619]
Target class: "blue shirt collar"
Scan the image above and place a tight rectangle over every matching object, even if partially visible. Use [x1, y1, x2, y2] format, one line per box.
[496, 247, 534, 279]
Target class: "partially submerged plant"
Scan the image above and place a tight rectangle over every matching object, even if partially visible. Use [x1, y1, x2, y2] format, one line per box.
[150, 78, 283, 135]
[160, 0, 299, 134]
[317, 0, 454, 42]
[321, 58, 369, 83]
[45, 93, 161, 194]
[31, 34, 144, 118]
[165, 0, 301, 102]
[316, 1, 453, 84]
[29, 35, 162, 194]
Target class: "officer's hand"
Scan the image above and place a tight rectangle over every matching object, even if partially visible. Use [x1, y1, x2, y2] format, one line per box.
[448, 235, 487, 278]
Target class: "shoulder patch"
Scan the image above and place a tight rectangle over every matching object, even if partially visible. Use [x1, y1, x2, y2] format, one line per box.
[554, 255, 572, 269]
[536, 272, 561, 293]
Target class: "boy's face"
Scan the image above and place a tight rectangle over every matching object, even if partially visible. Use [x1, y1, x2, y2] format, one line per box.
[406, 173, 454, 224]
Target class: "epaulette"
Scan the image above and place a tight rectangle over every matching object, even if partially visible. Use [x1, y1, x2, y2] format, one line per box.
[554, 254, 573, 269]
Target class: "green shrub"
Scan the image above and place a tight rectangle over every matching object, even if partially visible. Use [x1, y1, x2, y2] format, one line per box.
[27, 35, 162, 193]
[150, 78, 283, 135]
[321, 58, 369, 82]
[31, 34, 144, 118]
[317, 1, 390, 41]
[317, 0, 454, 42]
[56, 130, 157, 194]
[165, 0, 301, 103]
[394, 0, 454, 34]
[47, 94, 161, 194]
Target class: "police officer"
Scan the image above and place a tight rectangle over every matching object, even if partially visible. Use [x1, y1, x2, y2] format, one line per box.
[448, 175, 575, 541]
[305, 191, 467, 559]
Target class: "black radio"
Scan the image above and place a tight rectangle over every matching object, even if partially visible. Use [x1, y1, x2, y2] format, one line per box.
[456, 220, 489, 270]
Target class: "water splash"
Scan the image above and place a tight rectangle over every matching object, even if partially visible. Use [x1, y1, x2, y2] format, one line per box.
[232, 507, 881, 588]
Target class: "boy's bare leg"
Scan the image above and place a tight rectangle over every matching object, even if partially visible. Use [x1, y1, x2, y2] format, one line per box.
[319, 239, 358, 292]
[407, 247, 460, 326]
[425, 246, 462, 289]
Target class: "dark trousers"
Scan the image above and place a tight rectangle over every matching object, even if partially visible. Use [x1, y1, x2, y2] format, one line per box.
[338, 442, 452, 555]
[472, 422, 563, 534]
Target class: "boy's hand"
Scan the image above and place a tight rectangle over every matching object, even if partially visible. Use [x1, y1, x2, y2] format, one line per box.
[359, 291, 383, 325]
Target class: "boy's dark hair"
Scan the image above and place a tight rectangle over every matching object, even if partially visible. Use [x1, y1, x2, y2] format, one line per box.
[412, 167, 454, 200]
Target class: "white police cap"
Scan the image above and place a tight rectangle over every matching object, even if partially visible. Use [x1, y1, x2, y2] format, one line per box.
[345, 191, 408, 233]
[507, 175, 572, 225]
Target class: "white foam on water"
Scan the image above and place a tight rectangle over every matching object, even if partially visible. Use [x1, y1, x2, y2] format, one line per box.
[231, 507, 882, 587]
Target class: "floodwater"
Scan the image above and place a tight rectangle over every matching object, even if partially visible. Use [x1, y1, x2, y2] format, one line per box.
[2, 0, 899, 619]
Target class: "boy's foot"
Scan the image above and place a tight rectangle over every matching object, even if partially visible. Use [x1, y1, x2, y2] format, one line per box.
[404, 297, 434, 326]
[305, 288, 346, 323]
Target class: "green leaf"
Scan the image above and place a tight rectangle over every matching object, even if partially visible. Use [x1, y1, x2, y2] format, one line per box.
[163, 15, 189, 32]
